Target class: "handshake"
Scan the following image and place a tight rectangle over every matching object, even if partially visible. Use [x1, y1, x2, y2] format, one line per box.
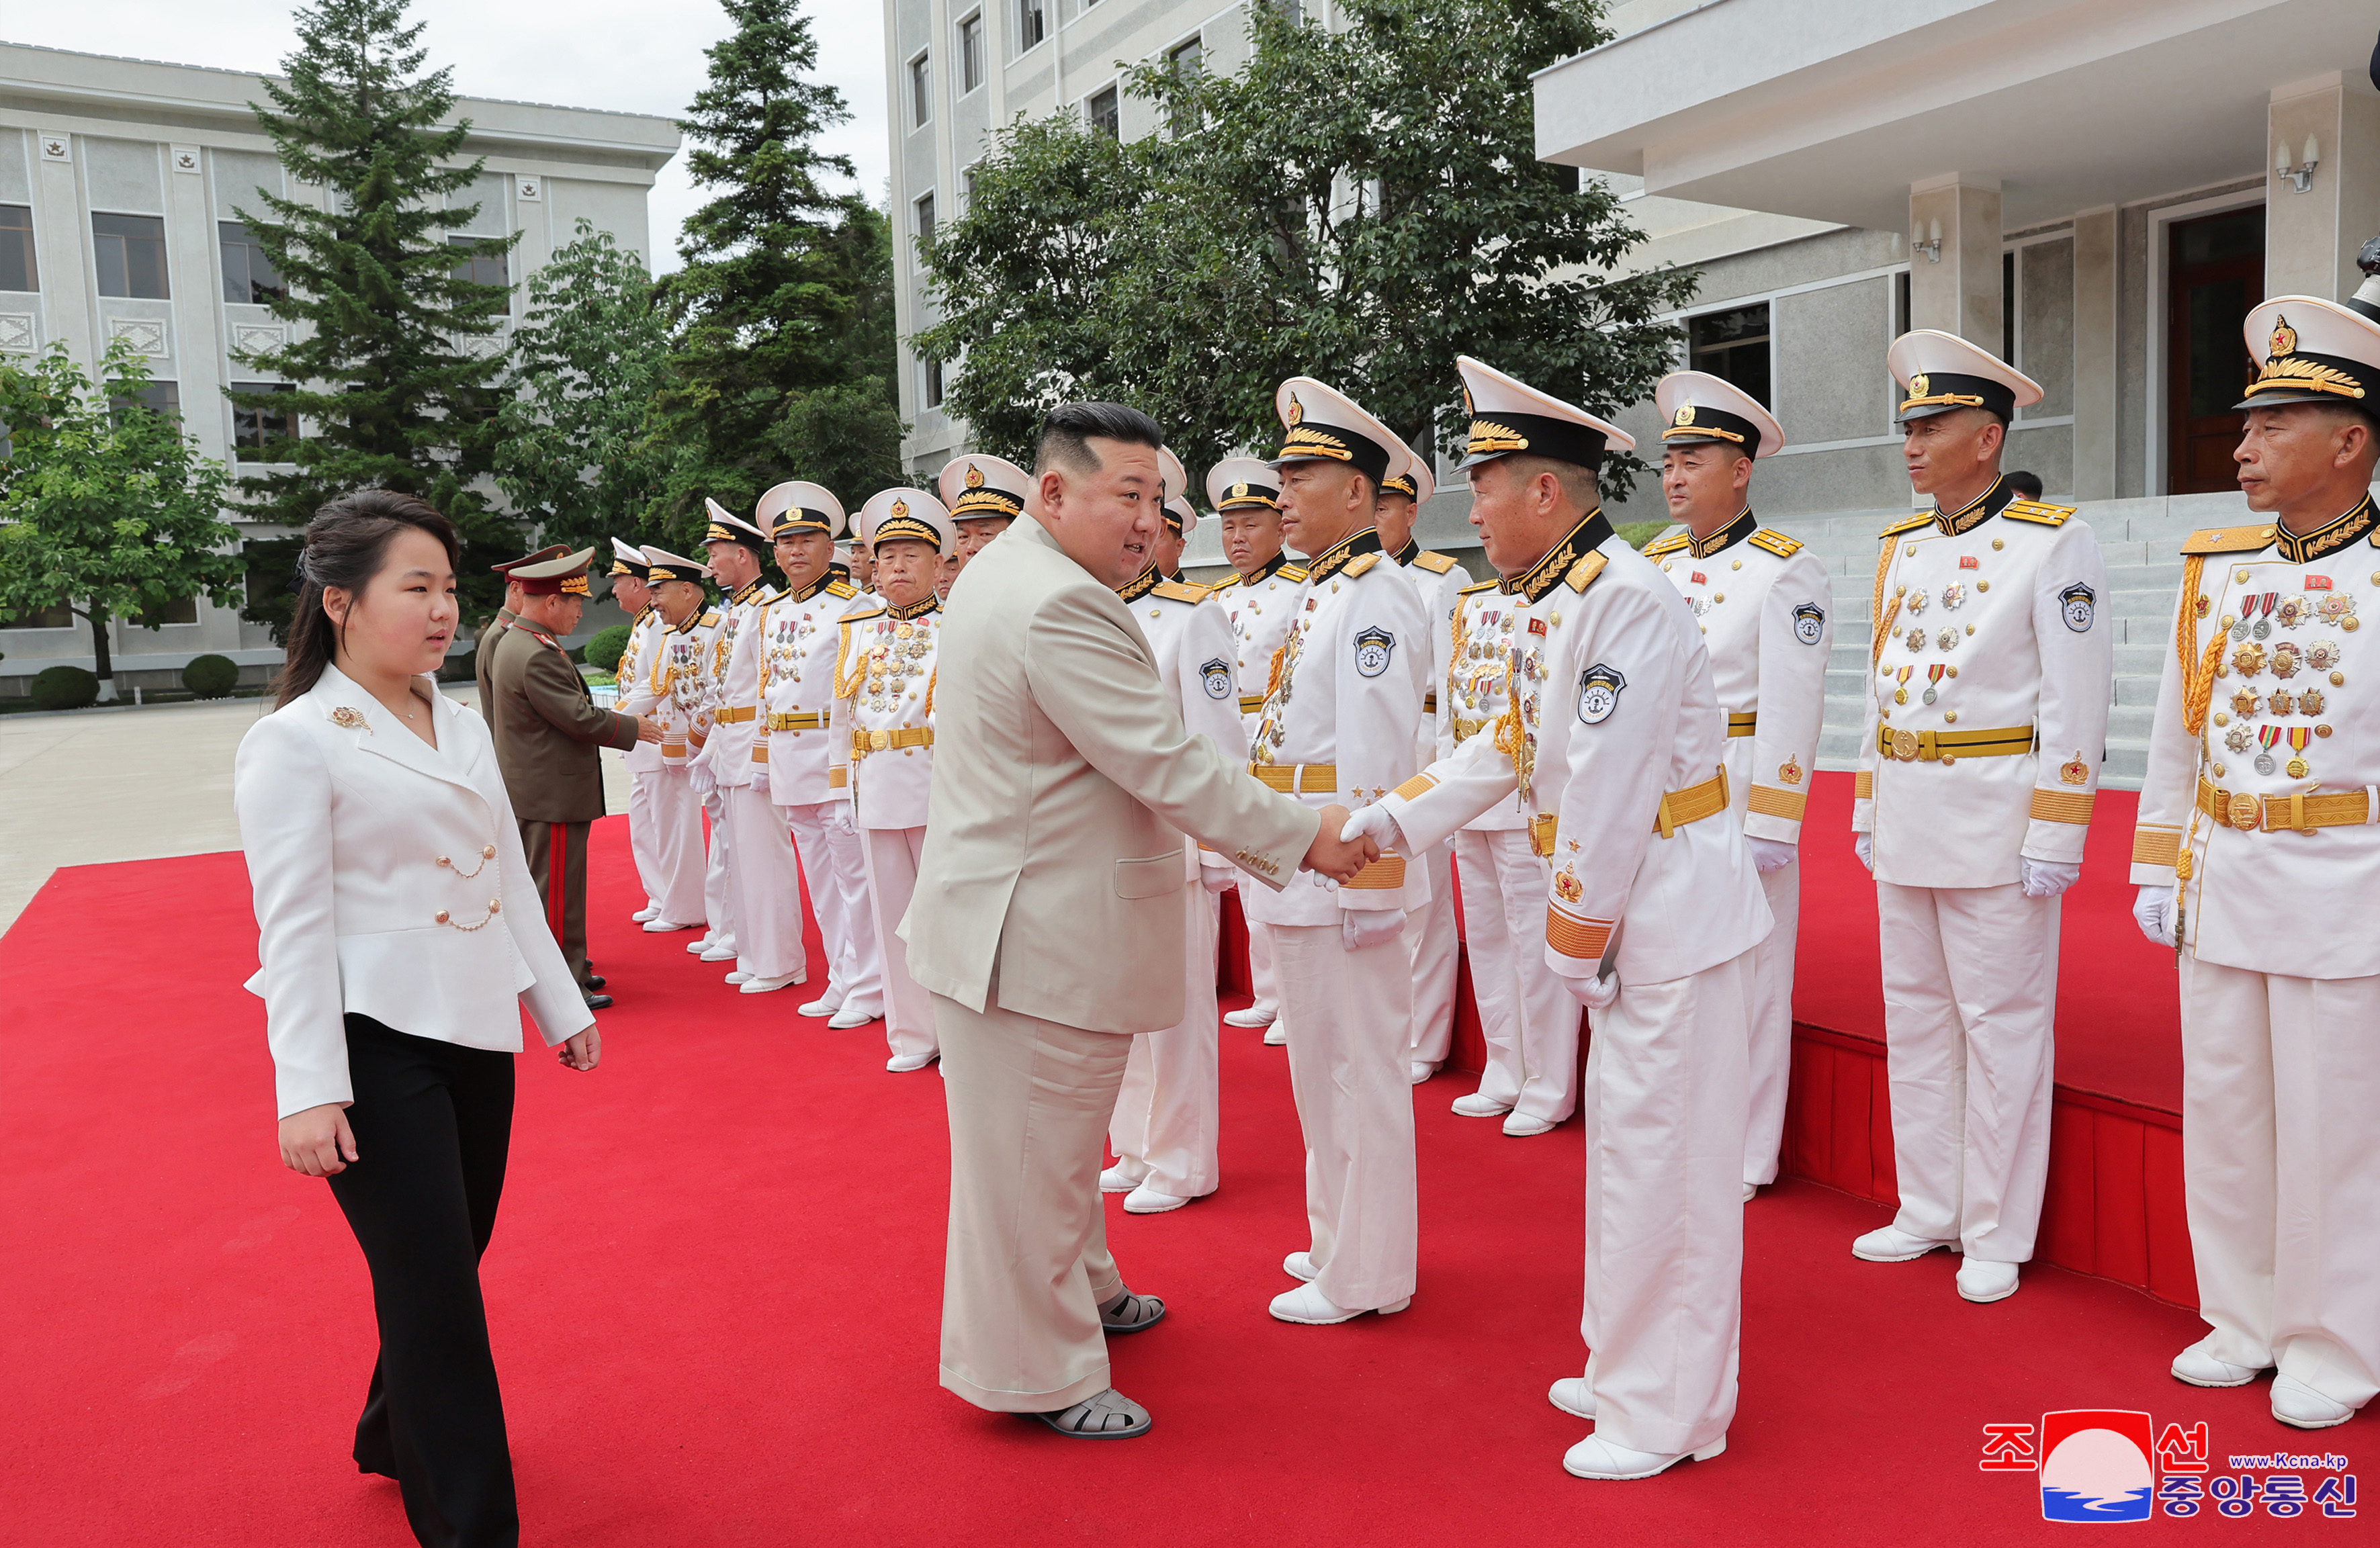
[1300, 803, 1383, 882]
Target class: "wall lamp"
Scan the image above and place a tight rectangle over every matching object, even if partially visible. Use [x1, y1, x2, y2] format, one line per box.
[1912, 217, 1943, 263]
[2278, 134, 2320, 194]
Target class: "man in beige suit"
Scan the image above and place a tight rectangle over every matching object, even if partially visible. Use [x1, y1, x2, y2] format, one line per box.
[908, 402, 1379, 1440]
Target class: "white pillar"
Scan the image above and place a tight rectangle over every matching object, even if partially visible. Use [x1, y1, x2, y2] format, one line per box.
[1907, 174, 2002, 349]
[2070, 206, 2119, 502]
[2265, 73, 2380, 303]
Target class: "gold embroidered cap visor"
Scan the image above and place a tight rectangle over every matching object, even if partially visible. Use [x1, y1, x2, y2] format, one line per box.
[1268, 377, 1410, 489]
[2236, 297, 2380, 411]
[1458, 409, 1608, 472]
[1886, 328, 2042, 424]
[936, 454, 1032, 522]
[642, 546, 711, 587]
[1272, 418, 1393, 484]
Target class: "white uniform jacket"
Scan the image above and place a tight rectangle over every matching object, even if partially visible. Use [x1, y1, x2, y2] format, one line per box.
[234, 665, 593, 1118]
[756, 569, 865, 807]
[616, 606, 723, 766]
[1120, 570, 1244, 881]
[1394, 542, 1470, 776]
[1644, 512, 1835, 842]
[1380, 512, 1771, 987]
[1242, 528, 1430, 924]
[615, 607, 664, 775]
[830, 595, 942, 831]
[1853, 479, 2114, 887]
[2129, 497, 2380, 978]
[1210, 552, 1309, 739]
[1440, 579, 1528, 833]
[705, 578, 782, 787]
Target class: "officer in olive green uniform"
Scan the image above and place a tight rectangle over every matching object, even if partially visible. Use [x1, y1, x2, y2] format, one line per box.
[485, 547, 654, 1007]
[474, 543, 567, 707]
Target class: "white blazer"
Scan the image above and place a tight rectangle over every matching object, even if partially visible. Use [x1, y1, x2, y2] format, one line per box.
[235, 664, 594, 1118]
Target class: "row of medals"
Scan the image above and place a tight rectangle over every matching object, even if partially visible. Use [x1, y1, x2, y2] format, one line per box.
[1255, 621, 1307, 760]
[1456, 606, 1539, 727]
[769, 612, 816, 689]
[2212, 588, 2355, 778]
[1897, 580, 1974, 659]
[866, 621, 930, 713]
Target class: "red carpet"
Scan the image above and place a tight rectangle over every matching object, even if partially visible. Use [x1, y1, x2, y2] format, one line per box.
[0, 821, 2333, 1545]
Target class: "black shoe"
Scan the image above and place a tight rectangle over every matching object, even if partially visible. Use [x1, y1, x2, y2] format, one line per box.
[585, 974, 607, 991]
[584, 991, 613, 1010]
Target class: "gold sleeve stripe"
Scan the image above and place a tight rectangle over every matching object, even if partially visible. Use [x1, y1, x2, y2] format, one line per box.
[1747, 784, 1807, 822]
[2131, 825, 2180, 868]
[1854, 770, 1874, 800]
[1546, 907, 1615, 962]
[1341, 854, 1408, 891]
[2029, 788, 2096, 825]
[1393, 773, 1438, 801]
[827, 767, 847, 788]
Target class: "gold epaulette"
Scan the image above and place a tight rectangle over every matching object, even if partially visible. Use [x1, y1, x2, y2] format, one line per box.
[1205, 572, 1241, 592]
[1458, 577, 1499, 595]
[700, 610, 722, 627]
[1412, 550, 1459, 575]
[1564, 551, 1607, 593]
[2002, 500, 2076, 527]
[527, 629, 559, 647]
[1153, 580, 1209, 604]
[826, 579, 858, 598]
[1749, 529, 1804, 558]
[1343, 553, 1383, 577]
[839, 602, 887, 625]
[1279, 563, 1310, 582]
[1641, 529, 1691, 558]
[2180, 523, 2279, 555]
[1880, 512, 1934, 539]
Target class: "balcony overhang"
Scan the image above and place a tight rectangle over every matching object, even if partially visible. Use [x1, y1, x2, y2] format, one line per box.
[1536, 0, 2380, 231]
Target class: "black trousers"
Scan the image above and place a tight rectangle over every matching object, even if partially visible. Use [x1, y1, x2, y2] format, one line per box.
[328, 1015, 519, 1548]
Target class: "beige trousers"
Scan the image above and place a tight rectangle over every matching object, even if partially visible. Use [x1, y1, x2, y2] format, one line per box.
[2181, 956, 2380, 1410]
[935, 993, 1132, 1412]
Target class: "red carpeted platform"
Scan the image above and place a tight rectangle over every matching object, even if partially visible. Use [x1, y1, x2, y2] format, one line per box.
[1, 819, 2332, 1545]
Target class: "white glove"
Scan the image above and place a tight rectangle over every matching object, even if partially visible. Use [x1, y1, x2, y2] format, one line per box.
[2132, 884, 2177, 947]
[1202, 866, 1235, 895]
[827, 800, 856, 835]
[1339, 804, 1407, 852]
[1341, 908, 1406, 952]
[686, 755, 717, 796]
[1564, 970, 1620, 1010]
[1855, 832, 1874, 873]
[749, 766, 769, 796]
[2019, 857, 2082, 899]
[1745, 836, 1798, 875]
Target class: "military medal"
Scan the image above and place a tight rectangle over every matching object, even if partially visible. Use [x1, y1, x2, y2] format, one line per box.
[2271, 688, 2296, 717]
[1937, 627, 1959, 651]
[2300, 688, 2326, 715]
[1893, 665, 1912, 705]
[2245, 592, 2276, 640]
[2305, 639, 2341, 671]
[2232, 640, 2266, 676]
[2233, 684, 2260, 718]
[2285, 727, 2311, 778]
[2254, 725, 2279, 776]
[1924, 664, 1946, 704]
[1940, 582, 1965, 610]
[2276, 594, 2309, 629]
[1905, 625, 1927, 651]
[2224, 725, 2251, 752]
[2270, 641, 2301, 678]
[1906, 588, 1929, 616]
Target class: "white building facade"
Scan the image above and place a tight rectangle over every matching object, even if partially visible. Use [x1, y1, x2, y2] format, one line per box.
[0, 43, 678, 696]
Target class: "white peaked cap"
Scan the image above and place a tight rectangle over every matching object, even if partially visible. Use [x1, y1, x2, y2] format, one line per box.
[1164, 496, 1198, 539]
[701, 497, 771, 545]
[756, 481, 847, 539]
[1206, 456, 1280, 511]
[856, 488, 956, 551]
[936, 454, 1032, 520]
[1654, 369, 1786, 459]
[1157, 445, 1188, 502]
[1270, 377, 1414, 488]
[1454, 356, 1634, 470]
[1885, 329, 2042, 422]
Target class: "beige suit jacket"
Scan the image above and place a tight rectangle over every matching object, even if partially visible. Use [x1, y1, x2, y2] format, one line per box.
[906, 516, 1319, 1034]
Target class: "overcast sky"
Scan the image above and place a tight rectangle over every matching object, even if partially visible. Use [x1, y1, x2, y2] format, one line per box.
[7, 0, 890, 272]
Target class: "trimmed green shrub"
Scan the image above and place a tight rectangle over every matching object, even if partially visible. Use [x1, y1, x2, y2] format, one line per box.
[583, 623, 632, 673]
[30, 665, 101, 711]
[182, 653, 240, 698]
[1615, 520, 1669, 551]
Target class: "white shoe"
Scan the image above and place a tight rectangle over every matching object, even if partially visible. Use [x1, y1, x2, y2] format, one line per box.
[2272, 1374, 2355, 1430]
[1562, 1433, 1725, 1480]
[1409, 1061, 1438, 1085]
[1852, 1225, 1957, 1263]
[1262, 1025, 1287, 1046]
[1268, 1282, 1408, 1324]
[1548, 1377, 1596, 1420]
[1099, 1164, 1144, 1193]
[642, 918, 700, 933]
[1452, 1092, 1513, 1118]
[632, 905, 658, 923]
[886, 1052, 938, 1073]
[700, 944, 738, 963]
[1743, 1182, 1759, 1203]
[2171, 1338, 2266, 1388]
[1956, 1259, 2020, 1303]
[685, 936, 714, 954]
[797, 995, 844, 1017]
[724, 970, 752, 985]
[828, 1007, 879, 1030]
[740, 972, 805, 994]
[1503, 1112, 1557, 1138]
[1223, 1005, 1276, 1028]
[1123, 1185, 1190, 1214]
[1282, 1251, 1317, 1283]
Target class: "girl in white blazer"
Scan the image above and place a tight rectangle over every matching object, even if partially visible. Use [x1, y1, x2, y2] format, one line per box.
[234, 492, 599, 1548]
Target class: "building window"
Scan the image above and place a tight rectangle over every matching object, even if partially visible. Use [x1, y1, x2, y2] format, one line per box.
[136, 596, 200, 627]
[1018, 0, 1047, 51]
[959, 13, 983, 95]
[915, 192, 936, 249]
[219, 221, 285, 306]
[922, 355, 944, 409]
[911, 52, 932, 127]
[0, 602, 74, 630]
[1687, 302, 1770, 406]
[447, 235, 509, 288]
[962, 166, 979, 213]
[0, 204, 35, 292]
[112, 380, 181, 424]
[1166, 38, 1202, 133]
[231, 381, 298, 459]
[1088, 86, 1120, 140]
[93, 212, 170, 300]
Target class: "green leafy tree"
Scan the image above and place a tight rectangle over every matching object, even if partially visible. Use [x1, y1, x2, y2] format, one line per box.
[0, 340, 242, 691]
[919, 0, 1696, 493]
[650, 0, 904, 532]
[229, 0, 519, 639]
[494, 219, 674, 553]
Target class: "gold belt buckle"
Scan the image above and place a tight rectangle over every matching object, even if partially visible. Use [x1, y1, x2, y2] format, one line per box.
[1891, 728, 1921, 762]
[1528, 813, 1556, 858]
[2227, 792, 2261, 831]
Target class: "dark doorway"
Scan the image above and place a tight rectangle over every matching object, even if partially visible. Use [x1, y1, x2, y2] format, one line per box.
[2166, 206, 2264, 494]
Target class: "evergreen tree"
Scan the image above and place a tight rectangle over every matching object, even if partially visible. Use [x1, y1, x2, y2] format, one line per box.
[230, 0, 519, 638]
[651, 0, 905, 530]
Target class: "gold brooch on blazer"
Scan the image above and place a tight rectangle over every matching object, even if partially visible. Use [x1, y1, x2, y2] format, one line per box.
[330, 706, 371, 732]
